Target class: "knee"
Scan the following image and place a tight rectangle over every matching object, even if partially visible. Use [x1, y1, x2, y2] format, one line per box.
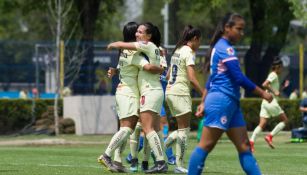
[198, 140, 216, 152]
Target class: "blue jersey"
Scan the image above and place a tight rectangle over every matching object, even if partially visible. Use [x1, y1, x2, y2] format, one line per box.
[208, 38, 255, 101]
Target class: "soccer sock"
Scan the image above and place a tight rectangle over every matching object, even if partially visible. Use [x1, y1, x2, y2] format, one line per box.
[250, 126, 263, 142]
[113, 139, 127, 163]
[146, 131, 164, 161]
[187, 146, 208, 175]
[270, 122, 286, 136]
[165, 130, 178, 148]
[105, 127, 132, 157]
[176, 127, 189, 167]
[143, 136, 151, 161]
[138, 135, 144, 151]
[158, 131, 166, 153]
[130, 122, 142, 159]
[239, 151, 261, 175]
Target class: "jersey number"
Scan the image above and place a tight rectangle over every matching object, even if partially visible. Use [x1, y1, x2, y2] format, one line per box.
[169, 65, 178, 85]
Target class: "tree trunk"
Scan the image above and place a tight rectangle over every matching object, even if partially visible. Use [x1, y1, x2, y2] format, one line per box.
[245, 0, 293, 97]
[73, 0, 101, 94]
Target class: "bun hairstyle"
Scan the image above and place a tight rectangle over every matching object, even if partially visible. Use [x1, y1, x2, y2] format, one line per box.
[173, 25, 201, 54]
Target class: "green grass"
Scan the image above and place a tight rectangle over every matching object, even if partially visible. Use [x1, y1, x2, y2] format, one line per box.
[0, 132, 306, 175]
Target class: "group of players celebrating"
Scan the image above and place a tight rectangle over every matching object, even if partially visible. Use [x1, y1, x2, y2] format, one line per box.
[97, 12, 286, 175]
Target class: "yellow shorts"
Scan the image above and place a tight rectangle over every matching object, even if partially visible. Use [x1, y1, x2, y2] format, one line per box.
[260, 98, 284, 118]
[116, 94, 139, 119]
[140, 89, 163, 114]
[166, 94, 192, 117]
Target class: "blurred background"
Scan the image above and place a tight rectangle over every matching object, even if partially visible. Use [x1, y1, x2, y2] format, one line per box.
[0, 0, 306, 99]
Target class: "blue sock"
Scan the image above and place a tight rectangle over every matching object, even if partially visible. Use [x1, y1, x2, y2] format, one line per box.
[138, 136, 144, 151]
[239, 151, 261, 175]
[188, 147, 208, 175]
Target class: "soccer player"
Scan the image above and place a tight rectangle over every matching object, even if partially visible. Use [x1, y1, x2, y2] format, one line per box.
[250, 57, 289, 152]
[164, 25, 204, 173]
[98, 22, 163, 173]
[187, 13, 273, 175]
[107, 22, 168, 173]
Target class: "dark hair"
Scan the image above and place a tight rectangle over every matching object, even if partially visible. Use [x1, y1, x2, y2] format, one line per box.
[173, 25, 201, 53]
[123, 22, 138, 42]
[141, 22, 161, 47]
[272, 56, 282, 66]
[205, 13, 243, 72]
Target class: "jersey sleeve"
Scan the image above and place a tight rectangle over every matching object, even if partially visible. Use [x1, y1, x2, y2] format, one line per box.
[131, 55, 149, 70]
[185, 51, 195, 66]
[134, 41, 151, 54]
[266, 72, 277, 83]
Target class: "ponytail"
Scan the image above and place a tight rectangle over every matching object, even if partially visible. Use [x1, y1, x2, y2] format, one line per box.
[173, 25, 201, 54]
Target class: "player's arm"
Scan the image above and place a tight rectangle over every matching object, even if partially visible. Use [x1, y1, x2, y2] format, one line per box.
[224, 59, 273, 102]
[107, 41, 136, 51]
[143, 64, 164, 74]
[187, 65, 204, 96]
[262, 80, 280, 96]
[107, 67, 118, 78]
[195, 77, 210, 117]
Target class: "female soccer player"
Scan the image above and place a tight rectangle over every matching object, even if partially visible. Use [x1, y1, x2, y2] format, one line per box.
[187, 13, 273, 175]
[250, 57, 288, 152]
[164, 25, 204, 173]
[98, 22, 163, 173]
[107, 22, 168, 173]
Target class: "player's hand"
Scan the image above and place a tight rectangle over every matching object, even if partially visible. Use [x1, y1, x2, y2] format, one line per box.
[195, 102, 204, 118]
[107, 67, 116, 78]
[262, 92, 273, 103]
[107, 43, 116, 50]
[274, 91, 280, 96]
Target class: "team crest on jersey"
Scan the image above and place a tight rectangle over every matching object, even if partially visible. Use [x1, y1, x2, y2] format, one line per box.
[220, 116, 227, 125]
[226, 47, 234, 56]
[140, 96, 145, 105]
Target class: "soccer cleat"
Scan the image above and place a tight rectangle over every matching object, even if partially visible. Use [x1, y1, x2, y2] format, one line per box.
[97, 154, 118, 172]
[249, 140, 255, 153]
[167, 155, 176, 165]
[112, 161, 128, 173]
[174, 166, 188, 174]
[264, 134, 275, 149]
[130, 158, 139, 172]
[141, 161, 149, 171]
[144, 160, 168, 174]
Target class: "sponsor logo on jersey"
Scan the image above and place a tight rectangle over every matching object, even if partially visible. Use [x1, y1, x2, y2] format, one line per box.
[226, 47, 234, 56]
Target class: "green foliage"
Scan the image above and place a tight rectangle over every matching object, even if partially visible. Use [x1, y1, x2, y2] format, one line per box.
[0, 99, 62, 134]
[189, 98, 302, 131]
[289, 0, 307, 27]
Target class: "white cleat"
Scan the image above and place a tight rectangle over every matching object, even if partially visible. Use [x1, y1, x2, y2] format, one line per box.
[174, 166, 188, 174]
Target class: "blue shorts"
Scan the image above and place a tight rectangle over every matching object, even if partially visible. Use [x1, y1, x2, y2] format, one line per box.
[160, 105, 167, 117]
[203, 92, 245, 131]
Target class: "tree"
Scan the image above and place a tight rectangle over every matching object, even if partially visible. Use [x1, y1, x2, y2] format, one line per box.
[244, 0, 294, 97]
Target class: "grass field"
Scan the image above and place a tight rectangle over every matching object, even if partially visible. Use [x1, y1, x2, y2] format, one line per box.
[0, 132, 306, 175]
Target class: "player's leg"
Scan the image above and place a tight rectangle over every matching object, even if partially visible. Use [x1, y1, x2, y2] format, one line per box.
[98, 116, 138, 172]
[227, 127, 261, 175]
[188, 126, 223, 175]
[266, 112, 288, 148]
[250, 117, 267, 152]
[227, 107, 261, 175]
[174, 112, 190, 173]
